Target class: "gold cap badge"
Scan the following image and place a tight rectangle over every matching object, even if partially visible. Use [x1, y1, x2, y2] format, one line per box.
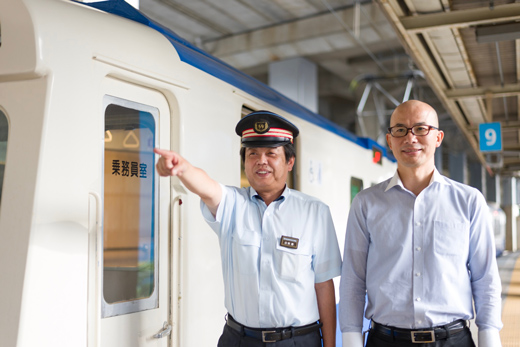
[254, 121, 269, 134]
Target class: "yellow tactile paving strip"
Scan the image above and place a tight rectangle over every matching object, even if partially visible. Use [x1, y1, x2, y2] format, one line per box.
[501, 255, 520, 346]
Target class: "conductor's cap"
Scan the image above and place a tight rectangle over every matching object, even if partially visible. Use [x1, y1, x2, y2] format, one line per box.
[235, 110, 299, 148]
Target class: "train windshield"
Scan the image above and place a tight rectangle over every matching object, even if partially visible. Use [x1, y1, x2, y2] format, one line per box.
[0, 111, 7, 205]
[102, 97, 158, 317]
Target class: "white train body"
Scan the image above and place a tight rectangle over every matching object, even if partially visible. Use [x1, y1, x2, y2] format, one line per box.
[0, 0, 396, 346]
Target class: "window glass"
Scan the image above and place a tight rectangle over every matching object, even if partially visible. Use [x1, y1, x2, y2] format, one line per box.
[350, 177, 364, 203]
[103, 98, 157, 316]
[0, 110, 8, 204]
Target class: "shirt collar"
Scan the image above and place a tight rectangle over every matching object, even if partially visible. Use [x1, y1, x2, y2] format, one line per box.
[385, 167, 448, 192]
[249, 185, 289, 206]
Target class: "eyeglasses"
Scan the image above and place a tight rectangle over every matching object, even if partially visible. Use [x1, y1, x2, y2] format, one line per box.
[388, 125, 439, 138]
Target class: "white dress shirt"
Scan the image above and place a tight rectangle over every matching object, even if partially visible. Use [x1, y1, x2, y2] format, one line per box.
[339, 169, 502, 346]
[202, 184, 342, 328]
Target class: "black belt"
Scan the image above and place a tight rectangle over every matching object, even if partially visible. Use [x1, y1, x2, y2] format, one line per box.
[226, 315, 322, 343]
[371, 319, 467, 344]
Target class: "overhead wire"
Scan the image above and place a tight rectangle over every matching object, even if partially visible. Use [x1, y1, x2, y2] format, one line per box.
[319, 0, 389, 73]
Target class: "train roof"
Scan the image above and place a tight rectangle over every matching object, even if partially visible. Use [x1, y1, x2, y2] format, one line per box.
[80, 0, 395, 162]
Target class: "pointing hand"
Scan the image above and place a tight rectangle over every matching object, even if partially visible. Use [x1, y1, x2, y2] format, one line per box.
[154, 148, 188, 177]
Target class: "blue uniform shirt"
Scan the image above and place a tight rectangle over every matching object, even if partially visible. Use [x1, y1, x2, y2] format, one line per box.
[339, 169, 503, 333]
[201, 184, 342, 328]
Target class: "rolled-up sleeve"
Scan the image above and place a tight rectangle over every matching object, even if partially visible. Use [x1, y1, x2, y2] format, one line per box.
[200, 183, 229, 235]
[313, 204, 342, 283]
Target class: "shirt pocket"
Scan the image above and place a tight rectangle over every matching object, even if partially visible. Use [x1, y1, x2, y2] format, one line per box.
[433, 220, 469, 256]
[233, 230, 261, 276]
[274, 242, 312, 283]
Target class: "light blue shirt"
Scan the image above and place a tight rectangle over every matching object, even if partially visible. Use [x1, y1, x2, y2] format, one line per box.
[201, 184, 342, 328]
[339, 169, 502, 332]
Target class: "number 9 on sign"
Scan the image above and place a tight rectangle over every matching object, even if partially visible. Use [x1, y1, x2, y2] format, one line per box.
[479, 122, 502, 152]
[485, 128, 496, 146]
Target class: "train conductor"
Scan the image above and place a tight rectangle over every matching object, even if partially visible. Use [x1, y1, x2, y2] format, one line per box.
[154, 110, 342, 347]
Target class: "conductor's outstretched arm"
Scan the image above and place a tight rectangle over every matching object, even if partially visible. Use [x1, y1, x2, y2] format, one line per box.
[154, 148, 222, 216]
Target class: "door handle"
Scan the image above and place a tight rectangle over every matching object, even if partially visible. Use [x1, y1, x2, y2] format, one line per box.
[153, 321, 172, 339]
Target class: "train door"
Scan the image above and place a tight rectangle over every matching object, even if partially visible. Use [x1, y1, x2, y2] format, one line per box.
[89, 78, 174, 347]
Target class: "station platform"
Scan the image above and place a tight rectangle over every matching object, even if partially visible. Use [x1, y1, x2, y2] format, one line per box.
[498, 251, 520, 346]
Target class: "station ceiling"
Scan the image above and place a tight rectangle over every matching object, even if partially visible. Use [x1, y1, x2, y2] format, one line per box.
[139, 0, 520, 177]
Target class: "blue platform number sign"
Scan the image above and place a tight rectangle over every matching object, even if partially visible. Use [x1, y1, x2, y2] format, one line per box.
[479, 122, 502, 152]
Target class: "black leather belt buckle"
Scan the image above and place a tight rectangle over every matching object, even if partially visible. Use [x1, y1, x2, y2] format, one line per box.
[262, 330, 277, 343]
[411, 331, 435, 343]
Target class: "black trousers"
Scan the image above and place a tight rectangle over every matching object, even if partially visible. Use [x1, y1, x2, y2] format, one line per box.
[217, 323, 322, 347]
[366, 326, 475, 347]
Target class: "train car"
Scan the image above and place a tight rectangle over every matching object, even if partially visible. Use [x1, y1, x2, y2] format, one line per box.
[0, 0, 396, 346]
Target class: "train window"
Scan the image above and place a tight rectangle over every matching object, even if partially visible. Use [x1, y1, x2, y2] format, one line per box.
[350, 177, 364, 203]
[0, 110, 7, 204]
[239, 107, 296, 189]
[102, 96, 158, 318]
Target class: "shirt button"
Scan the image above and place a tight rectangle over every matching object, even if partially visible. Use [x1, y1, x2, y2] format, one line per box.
[417, 320, 422, 325]
[416, 297, 421, 302]
[416, 222, 421, 226]
[416, 247, 421, 251]
[415, 272, 421, 277]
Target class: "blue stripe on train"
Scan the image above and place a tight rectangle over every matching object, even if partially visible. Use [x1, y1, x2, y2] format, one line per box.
[77, 0, 395, 162]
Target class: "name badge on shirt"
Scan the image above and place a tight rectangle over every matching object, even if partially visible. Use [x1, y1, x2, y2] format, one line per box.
[280, 236, 299, 249]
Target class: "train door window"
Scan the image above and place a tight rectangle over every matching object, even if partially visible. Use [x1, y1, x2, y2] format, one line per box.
[102, 96, 158, 317]
[239, 107, 296, 189]
[350, 177, 364, 203]
[0, 110, 7, 205]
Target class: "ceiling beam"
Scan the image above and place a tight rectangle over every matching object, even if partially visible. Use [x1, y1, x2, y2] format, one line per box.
[445, 83, 520, 100]
[400, 3, 520, 33]
[467, 121, 520, 132]
[201, 2, 397, 69]
[503, 157, 520, 165]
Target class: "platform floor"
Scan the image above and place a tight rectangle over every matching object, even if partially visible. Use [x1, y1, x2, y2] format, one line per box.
[498, 251, 520, 346]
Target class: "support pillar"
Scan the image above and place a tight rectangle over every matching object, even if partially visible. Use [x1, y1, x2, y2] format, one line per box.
[502, 177, 518, 252]
[434, 146, 443, 174]
[469, 161, 486, 195]
[449, 152, 467, 184]
[486, 172, 500, 204]
[268, 57, 318, 113]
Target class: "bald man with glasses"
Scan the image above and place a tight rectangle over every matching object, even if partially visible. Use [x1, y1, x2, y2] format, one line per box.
[339, 100, 503, 347]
